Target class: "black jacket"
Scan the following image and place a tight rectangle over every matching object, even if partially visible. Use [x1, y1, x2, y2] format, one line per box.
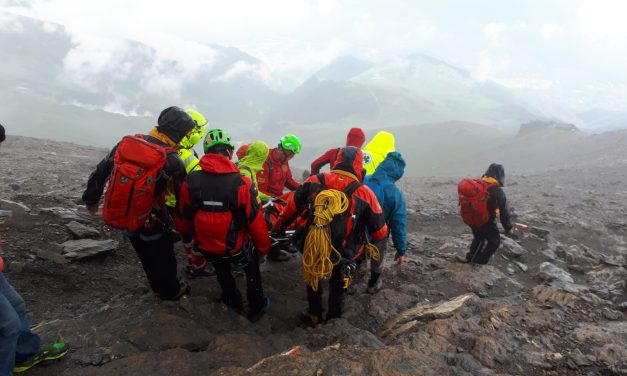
[82, 135, 187, 235]
[486, 185, 513, 232]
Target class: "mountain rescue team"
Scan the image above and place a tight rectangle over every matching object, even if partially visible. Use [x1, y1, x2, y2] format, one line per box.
[73, 105, 512, 330]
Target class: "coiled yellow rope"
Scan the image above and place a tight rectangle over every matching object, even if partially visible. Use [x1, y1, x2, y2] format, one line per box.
[302, 189, 350, 291]
[365, 242, 380, 262]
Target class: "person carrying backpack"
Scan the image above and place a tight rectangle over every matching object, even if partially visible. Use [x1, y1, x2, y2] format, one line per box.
[174, 129, 271, 323]
[82, 106, 195, 300]
[0, 124, 69, 374]
[458, 163, 513, 264]
[272, 147, 388, 325]
[309, 127, 366, 175]
[164, 108, 214, 278]
[363, 151, 407, 293]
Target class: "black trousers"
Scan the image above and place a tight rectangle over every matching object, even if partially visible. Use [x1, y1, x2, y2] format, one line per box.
[204, 248, 265, 313]
[466, 221, 501, 264]
[307, 265, 346, 321]
[129, 233, 180, 299]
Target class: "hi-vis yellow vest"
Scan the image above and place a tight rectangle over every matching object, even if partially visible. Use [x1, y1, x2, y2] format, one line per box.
[165, 148, 201, 208]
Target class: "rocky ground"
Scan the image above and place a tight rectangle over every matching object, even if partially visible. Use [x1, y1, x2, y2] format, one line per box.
[0, 135, 625, 375]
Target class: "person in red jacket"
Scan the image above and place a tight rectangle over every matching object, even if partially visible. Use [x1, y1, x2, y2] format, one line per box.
[309, 127, 365, 175]
[257, 134, 301, 198]
[257, 134, 302, 261]
[273, 146, 388, 325]
[175, 129, 271, 323]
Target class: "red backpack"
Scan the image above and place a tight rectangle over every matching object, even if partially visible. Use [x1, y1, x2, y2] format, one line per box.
[103, 135, 170, 232]
[457, 178, 492, 228]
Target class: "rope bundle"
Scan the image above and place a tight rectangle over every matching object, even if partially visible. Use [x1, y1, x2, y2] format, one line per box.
[301, 189, 349, 291]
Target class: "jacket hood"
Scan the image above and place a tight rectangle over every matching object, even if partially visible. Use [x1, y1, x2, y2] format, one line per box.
[238, 141, 269, 174]
[332, 146, 364, 180]
[483, 163, 505, 186]
[156, 106, 195, 144]
[236, 143, 250, 161]
[364, 131, 395, 158]
[371, 152, 405, 183]
[198, 153, 240, 174]
[346, 127, 366, 148]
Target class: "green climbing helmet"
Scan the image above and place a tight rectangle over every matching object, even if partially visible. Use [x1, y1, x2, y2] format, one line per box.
[180, 108, 208, 149]
[203, 128, 234, 153]
[279, 134, 301, 154]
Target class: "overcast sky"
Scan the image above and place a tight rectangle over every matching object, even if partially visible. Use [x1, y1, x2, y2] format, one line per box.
[2, 0, 627, 110]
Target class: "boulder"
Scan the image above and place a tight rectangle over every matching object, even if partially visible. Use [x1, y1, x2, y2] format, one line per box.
[537, 262, 574, 284]
[66, 220, 100, 239]
[59, 239, 117, 261]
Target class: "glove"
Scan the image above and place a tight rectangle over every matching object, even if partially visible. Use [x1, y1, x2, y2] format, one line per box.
[183, 242, 207, 270]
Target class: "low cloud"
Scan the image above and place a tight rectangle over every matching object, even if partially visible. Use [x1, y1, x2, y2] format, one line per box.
[484, 23, 506, 46]
[473, 52, 511, 82]
[541, 23, 563, 40]
[578, 0, 627, 40]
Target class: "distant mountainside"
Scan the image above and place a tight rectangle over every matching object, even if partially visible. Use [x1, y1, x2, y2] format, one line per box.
[3, 14, 626, 152]
[264, 54, 543, 131]
[1, 15, 278, 146]
[578, 108, 627, 133]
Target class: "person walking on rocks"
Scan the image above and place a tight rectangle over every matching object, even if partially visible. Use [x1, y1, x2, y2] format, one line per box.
[83, 106, 195, 300]
[175, 129, 271, 323]
[458, 163, 513, 264]
[363, 151, 408, 293]
[0, 124, 69, 375]
[273, 147, 388, 325]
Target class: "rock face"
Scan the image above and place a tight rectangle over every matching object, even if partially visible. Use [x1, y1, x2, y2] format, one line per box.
[0, 136, 625, 376]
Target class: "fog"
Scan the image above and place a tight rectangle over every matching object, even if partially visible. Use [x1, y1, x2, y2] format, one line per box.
[1, 0, 627, 175]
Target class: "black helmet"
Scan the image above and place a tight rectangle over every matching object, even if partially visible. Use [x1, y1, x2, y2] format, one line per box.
[483, 163, 505, 186]
[156, 106, 195, 144]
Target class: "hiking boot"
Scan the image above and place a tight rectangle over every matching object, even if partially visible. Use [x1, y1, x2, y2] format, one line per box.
[247, 297, 270, 323]
[186, 264, 216, 278]
[455, 254, 468, 263]
[268, 249, 290, 262]
[299, 312, 322, 328]
[161, 282, 190, 301]
[366, 278, 383, 294]
[14, 343, 69, 373]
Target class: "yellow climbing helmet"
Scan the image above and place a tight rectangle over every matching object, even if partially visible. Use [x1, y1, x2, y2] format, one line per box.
[180, 108, 208, 149]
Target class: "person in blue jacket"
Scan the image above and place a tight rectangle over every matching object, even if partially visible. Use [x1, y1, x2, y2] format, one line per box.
[364, 151, 407, 294]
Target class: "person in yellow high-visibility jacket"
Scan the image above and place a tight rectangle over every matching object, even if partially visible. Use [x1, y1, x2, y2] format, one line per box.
[363, 131, 395, 176]
[166, 108, 214, 278]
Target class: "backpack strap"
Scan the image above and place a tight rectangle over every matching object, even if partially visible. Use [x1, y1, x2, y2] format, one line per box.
[264, 160, 273, 176]
[343, 180, 361, 199]
[241, 165, 254, 180]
